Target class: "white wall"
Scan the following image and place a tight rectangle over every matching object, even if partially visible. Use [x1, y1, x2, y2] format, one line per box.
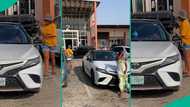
[98, 28, 129, 46]
[145, 0, 152, 12]
[173, 0, 181, 16]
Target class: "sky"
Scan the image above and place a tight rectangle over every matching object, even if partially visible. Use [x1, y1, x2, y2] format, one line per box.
[97, 0, 130, 25]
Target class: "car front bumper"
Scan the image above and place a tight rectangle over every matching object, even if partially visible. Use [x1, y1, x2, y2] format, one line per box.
[0, 63, 43, 92]
[131, 60, 182, 90]
[94, 71, 118, 86]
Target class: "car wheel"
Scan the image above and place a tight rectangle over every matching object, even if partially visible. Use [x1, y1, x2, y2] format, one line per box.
[82, 62, 85, 72]
[91, 70, 96, 85]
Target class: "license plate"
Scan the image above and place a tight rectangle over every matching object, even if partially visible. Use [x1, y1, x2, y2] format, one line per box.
[0, 78, 6, 86]
[131, 76, 144, 85]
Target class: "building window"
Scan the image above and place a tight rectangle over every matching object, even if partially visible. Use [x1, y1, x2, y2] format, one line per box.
[98, 32, 109, 49]
[110, 37, 124, 47]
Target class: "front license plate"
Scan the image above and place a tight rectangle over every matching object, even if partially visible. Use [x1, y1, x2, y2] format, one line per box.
[131, 76, 144, 85]
[0, 78, 6, 86]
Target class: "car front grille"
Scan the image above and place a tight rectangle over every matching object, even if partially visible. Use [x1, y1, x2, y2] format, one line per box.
[0, 62, 23, 76]
[0, 76, 23, 90]
[0, 62, 22, 71]
[131, 59, 162, 69]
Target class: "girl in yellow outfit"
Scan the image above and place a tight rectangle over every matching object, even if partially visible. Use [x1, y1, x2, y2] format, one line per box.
[40, 16, 57, 76]
[178, 10, 190, 76]
[116, 51, 127, 98]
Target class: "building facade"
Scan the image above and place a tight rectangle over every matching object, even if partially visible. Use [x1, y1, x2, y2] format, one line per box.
[2, 0, 128, 49]
[132, 0, 190, 18]
[0, 0, 35, 15]
[97, 25, 129, 49]
[132, 0, 174, 13]
[173, 0, 190, 18]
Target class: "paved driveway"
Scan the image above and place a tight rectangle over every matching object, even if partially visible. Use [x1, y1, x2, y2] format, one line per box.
[63, 60, 190, 107]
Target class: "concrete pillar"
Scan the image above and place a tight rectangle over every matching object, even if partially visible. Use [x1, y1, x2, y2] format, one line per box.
[49, 0, 55, 19]
[35, 0, 55, 23]
[35, 0, 43, 22]
[94, 1, 97, 49]
[173, 0, 181, 16]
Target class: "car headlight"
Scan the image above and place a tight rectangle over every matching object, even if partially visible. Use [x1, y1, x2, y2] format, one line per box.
[96, 67, 106, 73]
[160, 54, 180, 67]
[23, 57, 41, 69]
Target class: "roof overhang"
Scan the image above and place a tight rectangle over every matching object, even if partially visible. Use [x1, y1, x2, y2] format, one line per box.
[97, 25, 130, 28]
[59, 0, 100, 18]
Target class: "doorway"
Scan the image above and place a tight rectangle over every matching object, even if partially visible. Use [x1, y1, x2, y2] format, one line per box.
[63, 30, 79, 50]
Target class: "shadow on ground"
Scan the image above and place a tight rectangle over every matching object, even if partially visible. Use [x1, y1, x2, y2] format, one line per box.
[0, 91, 35, 99]
[132, 90, 174, 98]
[74, 66, 119, 93]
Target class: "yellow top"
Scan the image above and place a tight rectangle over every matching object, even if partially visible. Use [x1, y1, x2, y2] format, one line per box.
[41, 23, 57, 47]
[65, 48, 73, 58]
[117, 59, 126, 75]
[179, 19, 190, 45]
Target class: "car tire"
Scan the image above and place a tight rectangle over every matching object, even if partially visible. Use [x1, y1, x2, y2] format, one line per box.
[28, 88, 40, 94]
[91, 70, 96, 85]
[82, 62, 85, 72]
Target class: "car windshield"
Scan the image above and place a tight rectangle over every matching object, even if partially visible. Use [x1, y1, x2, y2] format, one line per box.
[0, 24, 30, 44]
[93, 51, 116, 61]
[112, 47, 123, 53]
[131, 21, 169, 41]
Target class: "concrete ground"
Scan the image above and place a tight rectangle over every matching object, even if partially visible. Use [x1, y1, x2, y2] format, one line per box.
[63, 60, 190, 107]
[0, 67, 61, 107]
[0, 59, 189, 107]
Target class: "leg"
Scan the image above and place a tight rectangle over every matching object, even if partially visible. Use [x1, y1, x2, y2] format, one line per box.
[43, 48, 50, 76]
[67, 60, 72, 71]
[184, 49, 190, 73]
[50, 51, 56, 75]
[185, 49, 190, 75]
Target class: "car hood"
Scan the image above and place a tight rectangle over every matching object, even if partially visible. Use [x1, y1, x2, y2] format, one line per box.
[93, 61, 117, 72]
[131, 42, 179, 61]
[0, 44, 39, 61]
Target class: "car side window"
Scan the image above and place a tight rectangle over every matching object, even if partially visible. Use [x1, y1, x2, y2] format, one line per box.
[112, 47, 123, 53]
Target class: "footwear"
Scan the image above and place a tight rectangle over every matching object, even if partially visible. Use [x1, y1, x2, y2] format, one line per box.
[62, 81, 68, 88]
[117, 92, 121, 98]
[121, 92, 128, 99]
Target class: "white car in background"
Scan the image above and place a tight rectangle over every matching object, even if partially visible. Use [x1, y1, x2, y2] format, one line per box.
[131, 19, 183, 91]
[82, 50, 129, 86]
[82, 50, 118, 86]
[0, 22, 43, 92]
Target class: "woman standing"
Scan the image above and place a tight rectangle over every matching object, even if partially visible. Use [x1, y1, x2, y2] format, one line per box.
[40, 16, 57, 76]
[116, 51, 128, 98]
